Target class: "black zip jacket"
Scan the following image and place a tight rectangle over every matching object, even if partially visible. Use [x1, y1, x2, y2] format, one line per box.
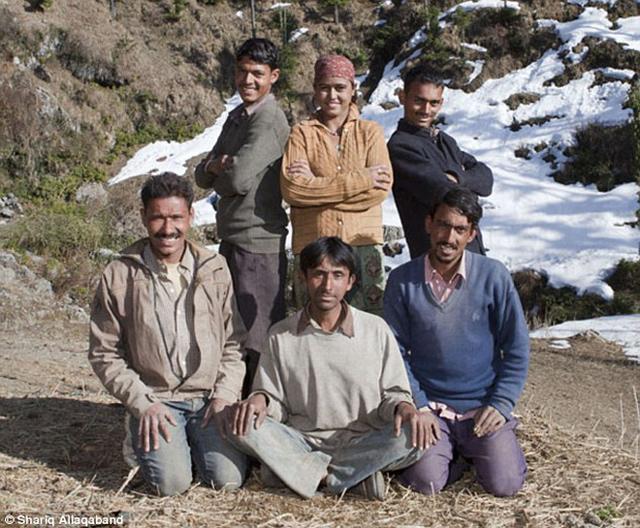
[387, 118, 494, 258]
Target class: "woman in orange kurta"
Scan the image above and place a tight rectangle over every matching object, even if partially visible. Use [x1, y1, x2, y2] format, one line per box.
[281, 55, 393, 315]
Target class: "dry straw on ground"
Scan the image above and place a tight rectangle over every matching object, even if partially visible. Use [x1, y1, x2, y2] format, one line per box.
[1, 391, 638, 528]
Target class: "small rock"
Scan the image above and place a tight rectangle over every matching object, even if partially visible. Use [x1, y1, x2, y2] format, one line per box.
[383, 225, 404, 242]
[0, 207, 14, 218]
[66, 305, 89, 323]
[75, 182, 108, 206]
[33, 278, 54, 296]
[0, 267, 17, 284]
[583, 513, 603, 526]
[0, 252, 18, 268]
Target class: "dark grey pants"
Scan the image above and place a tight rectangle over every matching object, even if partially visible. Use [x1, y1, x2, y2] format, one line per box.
[219, 241, 287, 395]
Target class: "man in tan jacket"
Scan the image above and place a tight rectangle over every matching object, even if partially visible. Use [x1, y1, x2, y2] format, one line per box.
[89, 172, 248, 496]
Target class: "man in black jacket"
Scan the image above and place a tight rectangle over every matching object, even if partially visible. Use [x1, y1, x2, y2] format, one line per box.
[388, 66, 493, 258]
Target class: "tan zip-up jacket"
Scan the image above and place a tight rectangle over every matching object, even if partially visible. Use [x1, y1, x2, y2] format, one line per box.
[89, 239, 247, 418]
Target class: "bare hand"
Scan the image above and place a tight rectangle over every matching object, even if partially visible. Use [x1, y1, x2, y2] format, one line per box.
[232, 393, 268, 437]
[138, 402, 177, 452]
[473, 406, 506, 437]
[206, 154, 233, 175]
[368, 165, 392, 191]
[202, 397, 233, 438]
[393, 402, 441, 450]
[286, 159, 314, 178]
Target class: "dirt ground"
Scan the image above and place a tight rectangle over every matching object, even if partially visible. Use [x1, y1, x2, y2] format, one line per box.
[0, 312, 638, 527]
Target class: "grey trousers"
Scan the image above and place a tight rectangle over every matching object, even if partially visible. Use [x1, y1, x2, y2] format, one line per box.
[228, 417, 423, 498]
[219, 241, 287, 394]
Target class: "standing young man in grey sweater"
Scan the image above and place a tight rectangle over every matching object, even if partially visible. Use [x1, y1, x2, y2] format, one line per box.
[196, 38, 290, 394]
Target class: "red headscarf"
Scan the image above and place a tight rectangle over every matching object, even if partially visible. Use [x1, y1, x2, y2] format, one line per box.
[314, 55, 356, 85]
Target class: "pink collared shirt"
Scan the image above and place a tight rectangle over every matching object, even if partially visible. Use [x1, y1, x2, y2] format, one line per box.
[424, 252, 467, 303]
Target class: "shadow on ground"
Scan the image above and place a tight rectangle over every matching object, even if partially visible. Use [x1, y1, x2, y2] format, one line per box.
[0, 397, 130, 491]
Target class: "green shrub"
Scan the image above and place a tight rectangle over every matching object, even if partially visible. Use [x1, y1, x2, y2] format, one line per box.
[28, 0, 53, 10]
[3, 202, 111, 260]
[166, 0, 188, 22]
[552, 123, 636, 191]
[108, 121, 204, 161]
[274, 44, 298, 100]
[268, 7, 299, 45]
[319, 0, 349, 24]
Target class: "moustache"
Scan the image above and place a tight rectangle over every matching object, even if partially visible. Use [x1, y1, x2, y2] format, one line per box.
[154, 231, 181, 240]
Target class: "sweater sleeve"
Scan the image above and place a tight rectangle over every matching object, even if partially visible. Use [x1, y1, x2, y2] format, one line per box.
[487, 266, 530, 418]
[251, 333, 289, 423]
[455, 150, 494, 197]
[334, 122, 392, 211]
[383, 268, 431, 409]
[211, 265, 248, 403]
[89, 269, 158, 418]
[212, 109, 286, 198]
[280, 124, 388, 208]
[377, 322, 414, 422]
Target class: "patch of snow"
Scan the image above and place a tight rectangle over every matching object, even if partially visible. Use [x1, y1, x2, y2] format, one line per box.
[442, 1, 521, 19]
[595, 67, 636, 80]
[549, 339, 571, 350]
[568, 0, 618, 6]
[270, 3, 291, 9]
[531, 315, 640, 361]
[235, 10, 243, 18]
[109, 95, 241, 186]
[466, 60, 484, 84]
[461, 42, 488, 53]
[289, 27, 308, 42]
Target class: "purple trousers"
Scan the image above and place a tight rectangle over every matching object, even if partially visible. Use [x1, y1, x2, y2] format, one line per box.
[398, 415, 526, 497]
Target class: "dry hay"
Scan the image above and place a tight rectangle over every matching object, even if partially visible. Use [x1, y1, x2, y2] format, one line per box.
[1, 392, 639, 528]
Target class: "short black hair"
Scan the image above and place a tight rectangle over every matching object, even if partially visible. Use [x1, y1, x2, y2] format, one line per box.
[140, 172, 194, 210]
[300, 237, 357, 277]
[236, 38, 279, 70]
[430, 187, 483, 227]
[403, 64, 445, 93]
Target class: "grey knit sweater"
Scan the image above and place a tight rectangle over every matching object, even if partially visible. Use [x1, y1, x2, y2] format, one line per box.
[195, 94, 289, 253]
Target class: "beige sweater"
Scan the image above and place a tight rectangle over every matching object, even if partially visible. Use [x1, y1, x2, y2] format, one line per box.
[253, 305, 413, 448]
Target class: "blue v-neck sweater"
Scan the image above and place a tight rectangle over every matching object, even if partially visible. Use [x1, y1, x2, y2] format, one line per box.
[383, 252, 529, 418]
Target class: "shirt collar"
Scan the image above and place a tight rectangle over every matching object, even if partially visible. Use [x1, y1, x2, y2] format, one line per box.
[232, 93, 273, 120]
[296, 301, 355, 337]
[424, 250, 467, 284]
[398, 118, 439, 138]
[143, 242, 195, 277]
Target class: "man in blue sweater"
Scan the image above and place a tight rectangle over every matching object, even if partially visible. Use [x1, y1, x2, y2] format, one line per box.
[388, 65, 493, 259]
[383, 187, 529, 497]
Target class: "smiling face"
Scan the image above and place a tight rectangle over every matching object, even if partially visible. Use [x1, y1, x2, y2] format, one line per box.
[235, 57, 279, 105]
[314, 76, 354, 121]
[399, 81, 444, 129]
[141, 196, 193, 264]
[304, 257, 355, 315]
[426, 203, 476, 278]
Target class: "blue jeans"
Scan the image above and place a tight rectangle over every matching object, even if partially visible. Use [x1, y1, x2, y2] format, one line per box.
[129, 398, 248, 496]
[229, 417, 423, 498]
